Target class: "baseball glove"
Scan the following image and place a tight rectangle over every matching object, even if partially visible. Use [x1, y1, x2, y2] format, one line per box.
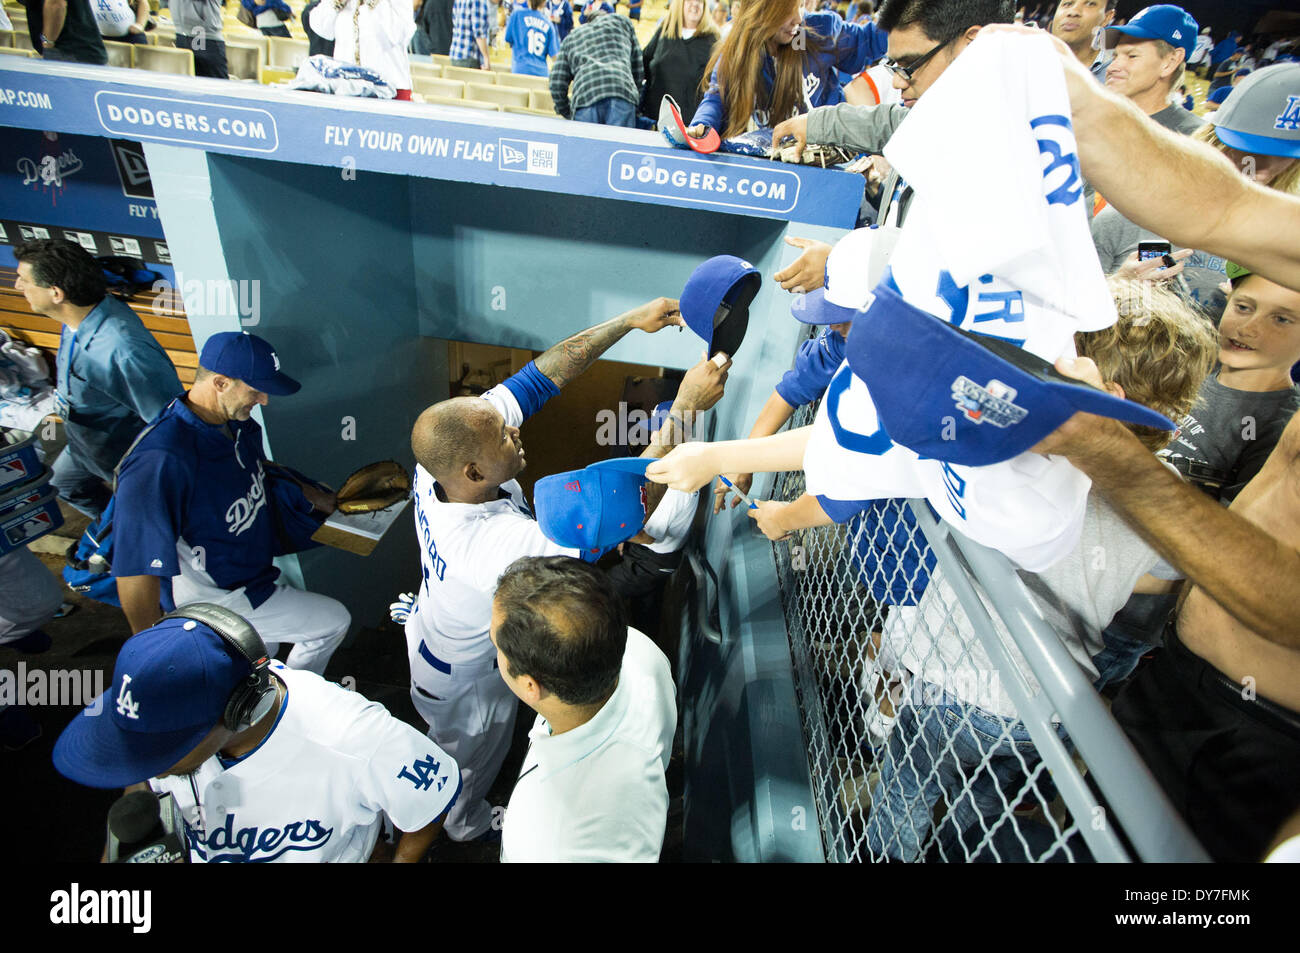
[336, 460, 411, 514]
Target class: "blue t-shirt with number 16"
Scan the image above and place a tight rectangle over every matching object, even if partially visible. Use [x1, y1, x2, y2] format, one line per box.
[505, 7, 559, 77]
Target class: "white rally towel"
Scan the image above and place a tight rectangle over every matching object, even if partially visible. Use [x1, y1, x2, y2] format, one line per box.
[804, 31, 1110, 572]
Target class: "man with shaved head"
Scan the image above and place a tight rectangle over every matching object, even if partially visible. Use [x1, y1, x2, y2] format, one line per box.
[403, 298, 729, 843]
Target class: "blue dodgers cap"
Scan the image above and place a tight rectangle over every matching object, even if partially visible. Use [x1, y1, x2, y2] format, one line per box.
[680, 255, 761, 358]
[844, 284, 1175, 467]
[791, 226, 898, 326]
[534, 458, 650, 560]
[52, 618, 255, 789]
[1105, 5, 1198, 62]
[199, 331, 301, 396]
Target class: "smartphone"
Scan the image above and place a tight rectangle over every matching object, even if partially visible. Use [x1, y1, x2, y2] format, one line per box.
[1138, 240, 1172, 262]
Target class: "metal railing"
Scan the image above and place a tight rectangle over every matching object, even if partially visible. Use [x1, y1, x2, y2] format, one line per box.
[771, 402, 1208, 863]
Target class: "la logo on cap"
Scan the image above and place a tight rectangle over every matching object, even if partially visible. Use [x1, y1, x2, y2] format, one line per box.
[951, 377, 1028, 428]
[272, 352, 281, 371]
[1278, 96, 1300, 131]
[115, 674, 140, 720]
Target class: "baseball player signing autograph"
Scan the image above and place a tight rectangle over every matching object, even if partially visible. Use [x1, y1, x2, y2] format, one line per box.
[401, 297, 729, 842]
[53, 605, 461, 863]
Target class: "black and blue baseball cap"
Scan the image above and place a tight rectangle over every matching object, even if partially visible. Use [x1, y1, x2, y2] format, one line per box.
[199, 331, 301, 396]
[844, 284, 1175, 467]
[680, 255, 761, 358]
[1105, 5, 1198, 62]
[53, 618, 254, 789]
[534, 458, 651, 560]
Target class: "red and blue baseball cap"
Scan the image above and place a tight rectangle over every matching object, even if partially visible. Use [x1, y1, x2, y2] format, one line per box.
[844, 283, 1175, 467]
[534, 458, 651, 560]
[1105, 5, 1198, 62]
[681, 255, 761, 358]
[199, 331, 301, 396]
[52, 618, 255, 789]
[791, 226, 898, 325]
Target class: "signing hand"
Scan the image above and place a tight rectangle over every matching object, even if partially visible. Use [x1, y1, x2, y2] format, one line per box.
[1113, 248, 1193, 282]
[748, 499, 791, 541]
[771, 114, 809, 162]
[672, 352, 731, 415]
[774, 236, 832, 293]
[713, 472, 753, 513]
[625, 296, 685, 333]
[646, 441, 721, 492]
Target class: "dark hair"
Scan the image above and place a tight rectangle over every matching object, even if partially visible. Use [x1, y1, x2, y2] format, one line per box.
[13, 239, 107, 307]
[877, 0, 1014, 39]
[493, 556, 626, 707]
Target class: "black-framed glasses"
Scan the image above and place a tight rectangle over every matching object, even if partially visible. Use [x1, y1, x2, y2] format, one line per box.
[880, 35, 955, 83]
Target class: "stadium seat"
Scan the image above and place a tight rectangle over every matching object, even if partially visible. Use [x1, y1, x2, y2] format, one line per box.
[102, 39, 135, 68]
[430, 53, 452, 66]
[502, 105, 561, 119]
[409, 59, 441, 79]
[443, 65, 494, 86]
[231, 30, 269, 66]
[267, 35, 309, 70]
[425, 95, 500, 111]
[466, 82, 529, 108]
[413, 76, 466, 99]
[9, 27, 34, 50]
[0, 45, 36, 57]
[491, 61, 510, 72]
[529, 89, 555, 113]
[496, 73, 549, 92]
[226, 41, 263, 81]
[134, 44, 196, 76]
[259, 64, 296, 84]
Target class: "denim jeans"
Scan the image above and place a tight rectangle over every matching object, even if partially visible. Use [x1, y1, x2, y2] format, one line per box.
[574, 96, 637, 127]
[1091, 592, 1176, 690]
[865, 695, 1069, 861]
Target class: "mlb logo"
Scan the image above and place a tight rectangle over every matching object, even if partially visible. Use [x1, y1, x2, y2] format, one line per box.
[950, 377, 1028, 428]
[0, 459, 28, 481]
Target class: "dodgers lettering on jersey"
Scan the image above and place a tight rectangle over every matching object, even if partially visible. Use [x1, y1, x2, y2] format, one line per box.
[188, 814, 334, 863]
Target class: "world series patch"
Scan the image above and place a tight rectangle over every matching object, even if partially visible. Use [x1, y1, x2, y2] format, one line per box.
[951, 377, 1028, 428]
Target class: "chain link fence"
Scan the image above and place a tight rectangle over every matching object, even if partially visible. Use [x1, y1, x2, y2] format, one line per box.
[770, 400, 1206, 863]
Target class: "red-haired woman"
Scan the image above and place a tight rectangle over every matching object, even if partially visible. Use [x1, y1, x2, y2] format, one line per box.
[688, 0, 887, 139]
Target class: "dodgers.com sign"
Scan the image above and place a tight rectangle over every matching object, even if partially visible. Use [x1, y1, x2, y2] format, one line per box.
[608, 150, 800, 215]
[94, 91, 279, 153]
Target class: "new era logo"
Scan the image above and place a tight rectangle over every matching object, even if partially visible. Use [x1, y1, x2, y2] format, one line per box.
[565, 480, 581, 492]
[150, 558, 163, 568]
[951, 377, 1028, 428]
[501, 144, 526, 166]
[498, 138, 558, 176]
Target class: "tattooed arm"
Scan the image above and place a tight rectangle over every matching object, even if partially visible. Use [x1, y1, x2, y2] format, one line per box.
[533, 298, 684, 391]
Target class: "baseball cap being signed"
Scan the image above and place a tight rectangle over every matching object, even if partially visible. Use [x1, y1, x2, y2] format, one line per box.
[1105, 5, 1198, 62]
[199, 331, 301, 396]
[52, 618, 256, 789]
[845, 284, 1175, 467]
[681, 255, 761, 358]
[534, 458, 651, 560]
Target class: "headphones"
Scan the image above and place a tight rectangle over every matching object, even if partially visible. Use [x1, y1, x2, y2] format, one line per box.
[159, 603, 279, 732]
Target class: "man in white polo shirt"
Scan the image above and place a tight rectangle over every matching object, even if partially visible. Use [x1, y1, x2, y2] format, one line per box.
[490, 556, 676, 862]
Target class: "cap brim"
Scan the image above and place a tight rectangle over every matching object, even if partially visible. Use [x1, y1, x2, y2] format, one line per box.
[52, 693, 214, 789]
[245, 372, 302, 396]
[1211, 124, 1300, 159]
[662, 94, 720, 154]
[590, 457, 652, 476]
[791, 288, 858, 325]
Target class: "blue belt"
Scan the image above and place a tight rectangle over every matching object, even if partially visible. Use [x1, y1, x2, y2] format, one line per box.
[418, 640, 498, 676]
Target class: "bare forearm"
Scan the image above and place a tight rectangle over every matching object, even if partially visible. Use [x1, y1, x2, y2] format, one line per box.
[476, 35, 490, 65]
[117, 575, 163, 635]
[705, 426, 813, 478]
[1073, 80, 1300, 290]
[43, 0, 67, 43]
[1067, 421, 1300, 648]
[781, 493, 835, 533]
[747, 392, 797, 440]
[393, 819, 442, 862]
[534, 314, 633, 390]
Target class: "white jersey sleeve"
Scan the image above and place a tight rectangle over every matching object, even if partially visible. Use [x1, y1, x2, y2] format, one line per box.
[482, 383, 526, 429]
[350, 703, 462, 833]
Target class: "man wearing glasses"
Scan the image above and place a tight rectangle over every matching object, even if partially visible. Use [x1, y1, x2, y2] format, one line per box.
[771, 0, 1013, 278]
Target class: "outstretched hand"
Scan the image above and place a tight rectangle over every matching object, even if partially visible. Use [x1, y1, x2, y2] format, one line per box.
[774, 236, 832, 293]
[771, 114, 810, 162]
[646, 441, 720, 492]
[624, 297, 685, 333]
[673, 352, 731, 414]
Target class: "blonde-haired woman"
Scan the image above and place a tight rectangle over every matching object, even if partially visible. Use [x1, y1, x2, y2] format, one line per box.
[687, 0, 886, 140]
[642, 0, 721, 122]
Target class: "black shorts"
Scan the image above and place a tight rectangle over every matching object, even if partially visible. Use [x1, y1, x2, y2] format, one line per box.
[1111, 621, 1300, 862]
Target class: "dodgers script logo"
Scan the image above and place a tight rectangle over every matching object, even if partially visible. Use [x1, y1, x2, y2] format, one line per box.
[802, 72, 821, 104]
[1277, 96, 1300, 132]
[225, 466, 267, 536]
[951, 377, 1028, 428]
[1030, 115, 1083, 207]
[188, 814, 334, 862]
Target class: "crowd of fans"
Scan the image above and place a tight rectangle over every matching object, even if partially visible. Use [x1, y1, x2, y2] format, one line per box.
[5, 0, 1300, 865]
